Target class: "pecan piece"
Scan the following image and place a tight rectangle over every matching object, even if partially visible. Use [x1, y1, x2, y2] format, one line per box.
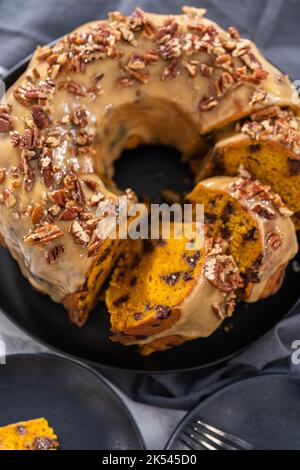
[31, 105, 52, 129]
[24, 223, 64, 245]
[0, 113, 13, 132]
[198, 95, 218, 111]
[69, 220, 90, 244]
[45, 244, 64, 264]
[250, 203, 277, 220]
[59, 206, 83, 220]
[265, 231, 283, 251]
[0, 168, 6, 184]
[39, 149, 54, 188]
[203, 254, 243, 293]
[64, 172, 85, 205]
[31, 203, 44, 224]
[47, 188, 68, 206]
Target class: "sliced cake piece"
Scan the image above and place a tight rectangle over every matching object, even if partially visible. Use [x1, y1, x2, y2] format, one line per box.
[187, 172, 298, 301]
[0, 418, 59, 450]
[197, 107, 300, 228]
[106, 223, 243, 355]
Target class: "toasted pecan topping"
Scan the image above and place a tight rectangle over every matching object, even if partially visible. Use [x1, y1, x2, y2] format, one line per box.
[24, 222, 64, 245]
[45, 244, 64, 264]
[0, 169, 6, 184]
[31, 105, 52, 129]
[69, 220, 90, 244]
[31, 203, 44, 224]
[0, 113, 13, 133]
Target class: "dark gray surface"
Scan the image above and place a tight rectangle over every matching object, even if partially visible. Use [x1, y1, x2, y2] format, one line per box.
[0, 0, 300, 409]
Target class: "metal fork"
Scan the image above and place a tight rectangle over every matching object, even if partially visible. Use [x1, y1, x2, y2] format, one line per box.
[178, 417, 255, 450]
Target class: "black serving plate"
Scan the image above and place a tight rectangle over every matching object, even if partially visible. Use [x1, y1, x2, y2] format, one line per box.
[166, 373, 300, 450]
[0, 353, 144, 450]
[1, 57, 299, 373]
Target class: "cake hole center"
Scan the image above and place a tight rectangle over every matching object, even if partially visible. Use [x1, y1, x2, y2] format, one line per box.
[114, 145, 194, 204]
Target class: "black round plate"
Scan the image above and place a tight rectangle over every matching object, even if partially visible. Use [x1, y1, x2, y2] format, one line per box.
[0, 353, 143, 450]
[1, 59, 299, 373]
[166, 373, 300, 450]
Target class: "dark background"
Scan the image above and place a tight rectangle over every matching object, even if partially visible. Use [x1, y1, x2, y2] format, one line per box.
[0, 0, 300, 409]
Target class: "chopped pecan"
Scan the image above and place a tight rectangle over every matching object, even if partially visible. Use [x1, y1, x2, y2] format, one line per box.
[64, 172, 85, 205]
[88, 192, 105, 207]
[83, 178, 99, 191]
[250, 203, 277, 220]
[0, 113, 13, 132]
[161, 58, 179, 80]
[31, 105, 52, 129]
[19, 157, 35, 192]
[45, 244, 64, 264]
[18, 127, 40, 150]
[211, 303, 225, 320]
[73, 105, 88, 128]
[59, 206, 83, 220]
[0, 169, 6, 184]
[251, 105, 281, 122]
[69, 220, 90, 244]
[265, 231, 283, 251]
[198, 95, 218, 111]
[48, 188, 68, 206]
[199, 63, 214, 77]
[58, 79, 87, 96]
[31, 203, 44, 224]
[24, 222, 64, 245]
[203, 254, 243, 293]
[39, 149, 54, 188]
[215, 72, 234, 97]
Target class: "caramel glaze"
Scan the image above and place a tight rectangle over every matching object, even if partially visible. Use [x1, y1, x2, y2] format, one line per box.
[0, 7, 298, 315]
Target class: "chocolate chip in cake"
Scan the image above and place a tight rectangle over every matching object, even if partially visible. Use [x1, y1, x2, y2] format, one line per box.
[183, 251, 201, 268]
[204, 212, 217, 223]
[243, 227, 258, 241]
[161, 271, 182, 286]
[155, 304, 171, 319]
[133, 312, 143, 321]
[16, 425, 27, 435]
[248, 143, 261, 153]
[183, 271, 193, 281]
[130, 276, 137, 286]
[144, 303, 152, 311]
[221, 225, 231, 240]
[288, 158, 300, 176]
[223, 201, 235, 216]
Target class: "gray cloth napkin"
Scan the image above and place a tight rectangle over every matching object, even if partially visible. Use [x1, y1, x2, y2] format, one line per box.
[0, 0, 299, 410]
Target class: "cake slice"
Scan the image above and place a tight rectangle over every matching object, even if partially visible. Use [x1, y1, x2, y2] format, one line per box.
[187, 172, 298, 301]
[197, 107, 300, 229]
[106, 223, 243, 355]
[0, 418, 59, 450]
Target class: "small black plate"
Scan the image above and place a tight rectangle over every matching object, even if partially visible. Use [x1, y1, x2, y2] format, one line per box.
[0, 353, 143, 450]
[166, 373, 300, 450]
[0, 57, 299, 373]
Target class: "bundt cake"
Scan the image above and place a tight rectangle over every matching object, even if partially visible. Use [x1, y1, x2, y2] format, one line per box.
[0, 418, 59, 450]
[106, 223, 244, 355]
[0, 6, 299, 346]
[197, 107, 300, 228]
[187, 172, 298, 302]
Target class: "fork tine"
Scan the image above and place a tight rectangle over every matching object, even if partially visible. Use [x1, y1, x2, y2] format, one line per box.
[186, 424, 237, 450]
[194, 418, 255, 450]
[182, 430, 218, 450]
